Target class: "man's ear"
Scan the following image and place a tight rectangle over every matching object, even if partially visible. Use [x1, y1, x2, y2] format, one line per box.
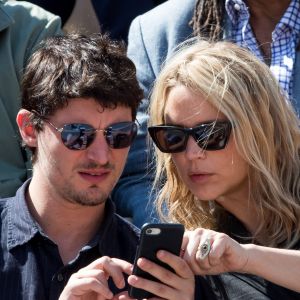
[16, 109, 38, 147]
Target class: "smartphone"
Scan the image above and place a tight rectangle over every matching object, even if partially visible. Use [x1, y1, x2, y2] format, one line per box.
[128, 223, 184, 299]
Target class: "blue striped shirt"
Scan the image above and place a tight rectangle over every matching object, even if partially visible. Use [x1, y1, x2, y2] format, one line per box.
[225, 0, 300, 99]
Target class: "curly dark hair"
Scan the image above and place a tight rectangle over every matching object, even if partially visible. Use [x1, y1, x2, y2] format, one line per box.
[22, 33, 143, 126]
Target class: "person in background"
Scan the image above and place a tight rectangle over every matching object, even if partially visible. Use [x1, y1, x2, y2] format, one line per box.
[23, 0, 166, 42]
[0, 0, 61, 198]
[148, 40, 300, 298]
[90, 0, 166, 42]
[115, 0, 300, 227]
[16, 0, 75, 25]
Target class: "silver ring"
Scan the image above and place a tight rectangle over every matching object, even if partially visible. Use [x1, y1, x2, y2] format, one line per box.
[198, 238, 211, 260]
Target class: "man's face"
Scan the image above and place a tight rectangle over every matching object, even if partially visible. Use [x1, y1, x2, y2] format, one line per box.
[34, 98, 133, 206]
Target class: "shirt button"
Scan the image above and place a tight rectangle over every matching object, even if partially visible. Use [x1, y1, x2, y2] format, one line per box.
[234, 3, 241, 10]
[57, 273, 64, 282]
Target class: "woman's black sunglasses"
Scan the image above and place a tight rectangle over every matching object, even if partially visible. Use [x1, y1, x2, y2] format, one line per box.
[33, 112, 137, 150]
[148, 120, 232, 153]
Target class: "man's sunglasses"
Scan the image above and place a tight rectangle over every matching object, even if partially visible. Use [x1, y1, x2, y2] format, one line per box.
[148, 120, 232, 153]
[33, 112, 137, 150]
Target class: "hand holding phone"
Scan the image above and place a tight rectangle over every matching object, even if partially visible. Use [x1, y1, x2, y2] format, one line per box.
[129, 223, 184, 299]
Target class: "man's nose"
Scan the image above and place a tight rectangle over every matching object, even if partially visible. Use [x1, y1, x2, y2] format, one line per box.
[86, 132, 110, 165]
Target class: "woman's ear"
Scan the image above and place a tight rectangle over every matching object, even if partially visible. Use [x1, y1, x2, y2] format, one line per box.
[16, 109, 38, 148]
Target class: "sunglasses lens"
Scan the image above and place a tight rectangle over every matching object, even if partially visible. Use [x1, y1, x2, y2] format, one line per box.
[194, 122, 231, 150]
[106, 122, 137, 149]
[149, 121, 231, 153]
[149, 127, 186, 153]
[61, 124, 95, 150]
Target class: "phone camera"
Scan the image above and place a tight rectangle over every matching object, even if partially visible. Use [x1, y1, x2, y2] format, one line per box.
[145, 227, 161, 235]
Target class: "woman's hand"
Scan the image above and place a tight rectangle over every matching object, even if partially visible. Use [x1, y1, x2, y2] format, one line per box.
[183, 228, 249, 275]
[59, 256, 133, 300]
[126, 250, 195, 300]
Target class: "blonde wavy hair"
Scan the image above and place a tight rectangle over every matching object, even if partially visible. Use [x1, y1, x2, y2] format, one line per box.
[149, 41, 300, 248]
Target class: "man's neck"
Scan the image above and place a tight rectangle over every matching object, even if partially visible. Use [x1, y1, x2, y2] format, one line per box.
[246, 0, 291, 60]
[27, 176, 106, 264]
[246, 0, 291, 21]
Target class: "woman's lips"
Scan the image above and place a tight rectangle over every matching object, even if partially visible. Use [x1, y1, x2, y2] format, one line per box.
[189, 173, 212, 183]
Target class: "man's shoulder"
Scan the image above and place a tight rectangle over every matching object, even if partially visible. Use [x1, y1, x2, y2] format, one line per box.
[2, 0, 59, 24]
[128, 0, 195, 75]
[0, 195, 12, 209]
[0, 196, 14, 228]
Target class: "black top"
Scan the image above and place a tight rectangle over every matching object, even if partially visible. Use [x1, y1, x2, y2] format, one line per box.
[203, 213, 300, 299]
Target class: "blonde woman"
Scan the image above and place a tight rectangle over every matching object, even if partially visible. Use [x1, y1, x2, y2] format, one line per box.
[148, 40, 300, 297]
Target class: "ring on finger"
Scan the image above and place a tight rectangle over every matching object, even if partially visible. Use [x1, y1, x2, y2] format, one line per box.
[197, 238, 211, 260]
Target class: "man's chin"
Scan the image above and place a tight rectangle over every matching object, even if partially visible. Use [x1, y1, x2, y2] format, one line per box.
[64, 187, 108, 207]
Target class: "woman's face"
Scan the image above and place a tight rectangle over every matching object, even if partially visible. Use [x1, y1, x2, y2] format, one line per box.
[164, 85, 249, 206]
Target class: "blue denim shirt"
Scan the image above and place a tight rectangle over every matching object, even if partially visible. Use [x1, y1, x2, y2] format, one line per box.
[0, 180, 140, 300]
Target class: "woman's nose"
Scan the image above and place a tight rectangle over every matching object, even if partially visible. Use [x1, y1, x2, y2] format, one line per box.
[185, 136, 206, 160]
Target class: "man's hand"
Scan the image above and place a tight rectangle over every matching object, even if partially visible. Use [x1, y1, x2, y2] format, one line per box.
[59, 257, 133, 300]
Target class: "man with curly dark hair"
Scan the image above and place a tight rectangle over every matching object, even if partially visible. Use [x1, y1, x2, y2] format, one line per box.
[0, 33, 144, 299]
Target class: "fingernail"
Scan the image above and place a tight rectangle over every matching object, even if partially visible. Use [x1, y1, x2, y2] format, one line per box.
[157, 250, 165, 258]
[129, 275, 138, 284]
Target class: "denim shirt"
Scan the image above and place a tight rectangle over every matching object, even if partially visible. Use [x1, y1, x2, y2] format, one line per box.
[0, 180, 140, 300]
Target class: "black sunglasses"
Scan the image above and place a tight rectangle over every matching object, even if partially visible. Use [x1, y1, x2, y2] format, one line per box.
[148, 121, 232, 153]
[33, 112, 137, 150]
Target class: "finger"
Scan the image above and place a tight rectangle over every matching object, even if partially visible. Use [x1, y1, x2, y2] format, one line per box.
[196, 237, 211, 260]
[135, 254, 194, 292]
[184, 229, 205, 273]
[82, 257, 133, 289]
[74, 269, 108, 280]
[156, 250, 194, 279]
[206, 235, 227, 267]
[185, 228, 204, 259]
[195, 234, 214, 271]
[181, 232, 190, 257]
[128, 273, 175, 299]
[111, 291, 132, 300]
[110, 258, 134, 275]
[79, 257, 132, 275]
[101, 257, 133, 289]
[63, 275, 113, 299]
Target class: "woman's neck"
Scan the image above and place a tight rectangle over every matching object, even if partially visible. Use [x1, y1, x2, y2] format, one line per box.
[216, 192, 259, 236]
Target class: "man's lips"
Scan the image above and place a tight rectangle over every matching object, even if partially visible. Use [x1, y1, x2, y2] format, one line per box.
[78, 169, 110, 184]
